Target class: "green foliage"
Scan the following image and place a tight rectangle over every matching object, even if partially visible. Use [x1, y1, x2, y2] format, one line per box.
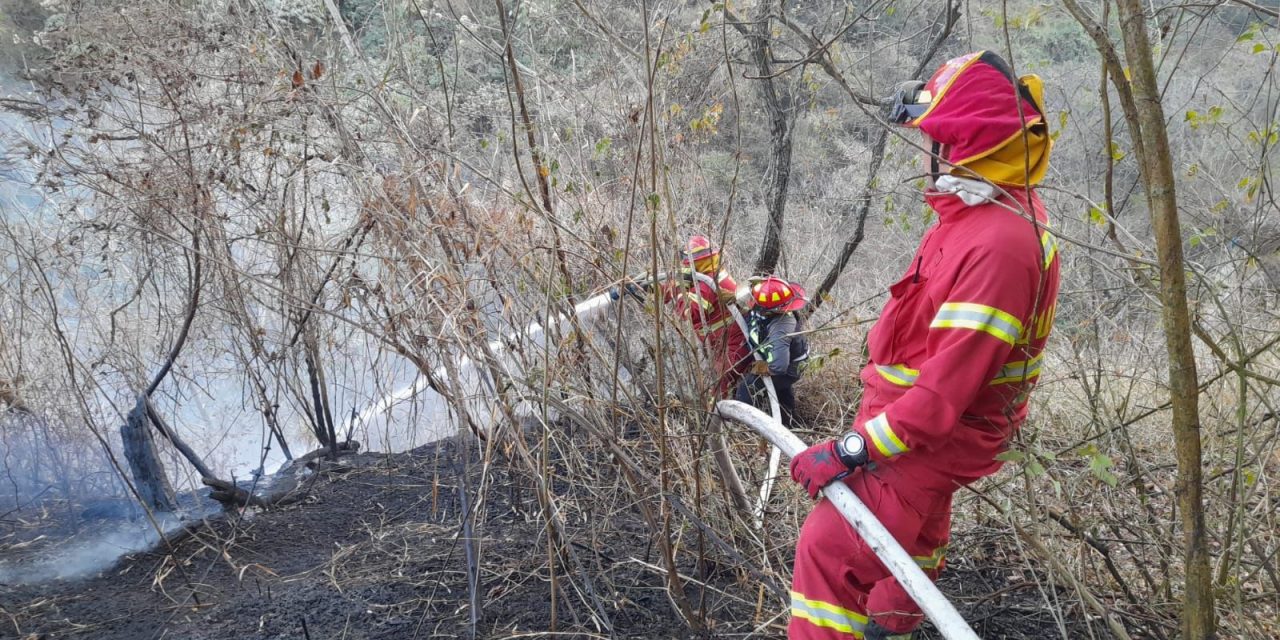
[1087, 206, 1107, 227]
[1076, 444, 1118, 487]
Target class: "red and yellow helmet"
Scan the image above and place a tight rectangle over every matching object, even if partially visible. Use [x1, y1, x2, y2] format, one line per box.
[751, 276, 807, 312]
[681, 235, 721, 274]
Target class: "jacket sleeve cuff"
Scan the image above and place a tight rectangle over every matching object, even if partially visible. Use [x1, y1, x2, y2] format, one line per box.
[855, 412, 910, 462]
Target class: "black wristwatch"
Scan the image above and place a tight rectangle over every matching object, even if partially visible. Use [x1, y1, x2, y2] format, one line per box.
[836, 432, 868, 468]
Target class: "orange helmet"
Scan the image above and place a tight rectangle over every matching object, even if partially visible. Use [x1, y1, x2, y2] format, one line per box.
[682, 235, 721, 274]
[751, 276, 807, 312]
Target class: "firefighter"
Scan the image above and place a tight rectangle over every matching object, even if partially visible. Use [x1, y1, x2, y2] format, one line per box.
[786, 51, 1061, 639]
[663, 235, 751, 396]
[735, 276, 809, 428]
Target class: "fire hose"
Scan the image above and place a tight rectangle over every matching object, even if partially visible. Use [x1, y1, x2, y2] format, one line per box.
[716, 399, 982, 640]
[617, 270, 783, 528]
[357, 271, 784, 528]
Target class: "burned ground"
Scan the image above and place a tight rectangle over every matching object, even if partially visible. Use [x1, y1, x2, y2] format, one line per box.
[1, 438, 1118, 639]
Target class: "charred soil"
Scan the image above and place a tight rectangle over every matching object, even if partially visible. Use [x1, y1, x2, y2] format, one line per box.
[1, 438, 1113, 639]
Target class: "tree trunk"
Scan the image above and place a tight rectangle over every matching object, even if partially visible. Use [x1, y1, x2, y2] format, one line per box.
[120, 397, 178, 513]
[809, 128, 885, 311]
[748, 0, 792, 275]
[1114, 1, 1215, 636]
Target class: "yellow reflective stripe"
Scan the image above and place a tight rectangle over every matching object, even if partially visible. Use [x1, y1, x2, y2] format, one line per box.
[790, 608, 865, 637]
[681, 291, 713, 312]
[1041, 230, 1058, 270]
[875, 363, 919, 387]
[697, 315, 735, 336]
[1033, 302, 1056, 340]
[913, 545, 947, 569]
[989, 353, 1044, 385]
[790, 591, 867, 636]
[931, 302, 1024, 346]
[865, 413, 908, 457]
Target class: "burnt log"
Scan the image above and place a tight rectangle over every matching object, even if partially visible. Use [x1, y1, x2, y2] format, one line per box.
[120, 397, 178, 512]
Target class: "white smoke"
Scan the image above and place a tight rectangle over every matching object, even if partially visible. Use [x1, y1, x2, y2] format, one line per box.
[0, 513, 186, 585]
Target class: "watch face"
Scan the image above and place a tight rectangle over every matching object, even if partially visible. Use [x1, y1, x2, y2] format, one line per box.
[843, 433, 864, 455]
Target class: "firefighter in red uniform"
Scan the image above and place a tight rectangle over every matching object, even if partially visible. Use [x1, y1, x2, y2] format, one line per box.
[663, 235, 751, 396]
[786, 51, 1061, 639]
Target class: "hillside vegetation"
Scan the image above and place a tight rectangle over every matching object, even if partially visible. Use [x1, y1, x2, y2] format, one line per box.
[0, 1, 1278, 638]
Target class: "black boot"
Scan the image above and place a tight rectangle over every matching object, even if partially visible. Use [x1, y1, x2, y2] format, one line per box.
[864, 621, 915, 640]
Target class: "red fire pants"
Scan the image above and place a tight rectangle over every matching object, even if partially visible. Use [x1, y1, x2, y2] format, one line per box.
[708, 328, 749, 397]
[789, 470, 951, 639]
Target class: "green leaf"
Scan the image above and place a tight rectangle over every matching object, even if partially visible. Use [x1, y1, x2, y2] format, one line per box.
[1109, 140, 1126, 161]
[1088, 206, 1107, 227]
[995, 450, 1026, 463]
[1254, 43, 1267, 54]
[1027, 460, 1045, 477]
[1088, 453, 1119, 487]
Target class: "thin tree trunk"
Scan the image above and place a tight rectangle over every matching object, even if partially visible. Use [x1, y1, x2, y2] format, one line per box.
[304, 346, 335, 454]
[748, 0, 792, 275]
[125, 217, 218, 510]
[1113, 1, 1215, 636]
[807, 1, 958, 309]
[810, 129, 885, 310]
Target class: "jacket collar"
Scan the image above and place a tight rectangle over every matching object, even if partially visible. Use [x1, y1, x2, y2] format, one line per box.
[924, 186, 1033, 223]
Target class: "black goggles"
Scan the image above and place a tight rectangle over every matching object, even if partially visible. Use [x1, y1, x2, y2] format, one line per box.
[888, 80, 932, 125]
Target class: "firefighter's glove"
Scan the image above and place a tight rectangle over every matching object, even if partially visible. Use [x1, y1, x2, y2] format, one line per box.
[750, 360, 771, 377]
[609, 278, 649, 301]
[789, 433, 868, 499]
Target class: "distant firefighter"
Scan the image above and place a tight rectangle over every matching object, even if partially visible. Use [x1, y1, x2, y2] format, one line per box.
[735, 276, 810, 429]
[661, 235, 752, 397]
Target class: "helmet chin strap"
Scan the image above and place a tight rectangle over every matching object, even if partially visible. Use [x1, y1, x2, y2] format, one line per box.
[929, 139, 942, 184]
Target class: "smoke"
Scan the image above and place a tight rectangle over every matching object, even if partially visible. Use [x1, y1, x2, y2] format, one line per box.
[0, 512, 186, 585]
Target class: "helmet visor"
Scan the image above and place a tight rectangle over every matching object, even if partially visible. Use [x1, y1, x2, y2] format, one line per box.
[888, 81, 932, 126]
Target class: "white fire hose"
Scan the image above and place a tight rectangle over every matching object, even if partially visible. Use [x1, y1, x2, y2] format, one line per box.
[684, 271, 783, 528]
[357, 272, 784, 527]
[624, 271, 783, 527]
[716, 400, 981, 640]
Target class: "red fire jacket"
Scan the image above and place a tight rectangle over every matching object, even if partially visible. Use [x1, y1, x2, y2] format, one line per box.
[663, 270, 750, 384]
[853, 188, 1060, 507]
[663, 270, 740, 339]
